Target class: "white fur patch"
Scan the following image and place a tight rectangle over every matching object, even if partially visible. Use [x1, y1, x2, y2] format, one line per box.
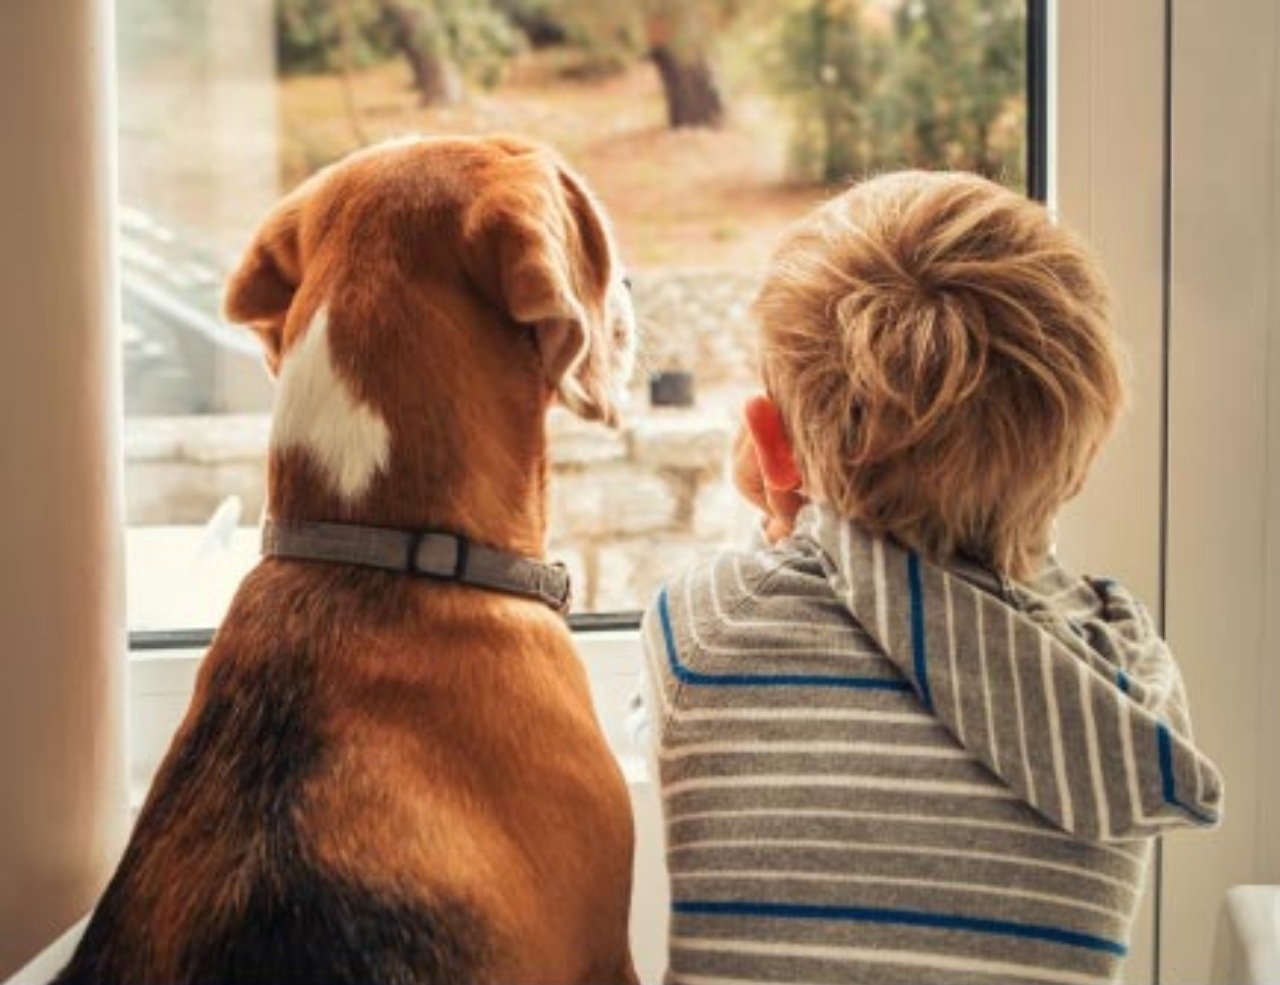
[271, 308, 391, 501]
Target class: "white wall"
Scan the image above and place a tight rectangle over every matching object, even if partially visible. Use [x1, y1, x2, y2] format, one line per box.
[1164, 0, 1280, 981]
[1054, 1, 1167, 977]
[1263, 0, 1280, 891]
[1056, 1, 1280, 981]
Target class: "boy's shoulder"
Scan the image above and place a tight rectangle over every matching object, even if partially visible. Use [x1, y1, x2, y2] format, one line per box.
[652, 536, 826, 627]
[642, 534, 879, 679]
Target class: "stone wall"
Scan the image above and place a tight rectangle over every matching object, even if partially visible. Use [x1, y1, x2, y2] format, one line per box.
[124, 406, 749, 613]
[546, 407, 748, 611]
[630, 268, 762, 389]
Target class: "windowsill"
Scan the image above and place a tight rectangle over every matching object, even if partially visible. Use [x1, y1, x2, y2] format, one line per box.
[125, 524, 259, 634]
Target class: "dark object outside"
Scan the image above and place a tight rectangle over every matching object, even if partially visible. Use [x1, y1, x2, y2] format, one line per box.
[649, 370, 695, 408]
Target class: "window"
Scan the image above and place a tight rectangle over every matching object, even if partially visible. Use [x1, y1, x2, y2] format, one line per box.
[119, 0, 1042, 636]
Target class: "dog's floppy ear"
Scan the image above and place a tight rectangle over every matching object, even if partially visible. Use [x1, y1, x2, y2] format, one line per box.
[223, 192, 306, 376]
[467, 150, 621, 425]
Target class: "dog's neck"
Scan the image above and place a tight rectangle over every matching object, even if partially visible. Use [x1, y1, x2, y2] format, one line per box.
[264, 394, 553, 561]
[260, 295, 564, 559]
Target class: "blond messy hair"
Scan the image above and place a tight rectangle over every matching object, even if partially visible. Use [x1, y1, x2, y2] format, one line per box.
[755, 171, 1127, 579]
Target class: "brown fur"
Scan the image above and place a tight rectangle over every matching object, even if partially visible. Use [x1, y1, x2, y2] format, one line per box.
[56, 135, 637, 984]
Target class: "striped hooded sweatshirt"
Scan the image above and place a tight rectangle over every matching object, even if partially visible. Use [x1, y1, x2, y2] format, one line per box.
[641, 503, 1223, 985]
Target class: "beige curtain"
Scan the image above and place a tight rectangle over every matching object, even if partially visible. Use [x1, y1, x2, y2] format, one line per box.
[0, 0, 129, 975]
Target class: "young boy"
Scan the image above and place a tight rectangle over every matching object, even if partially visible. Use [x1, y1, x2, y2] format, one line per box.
[641, 171, 1222, 985]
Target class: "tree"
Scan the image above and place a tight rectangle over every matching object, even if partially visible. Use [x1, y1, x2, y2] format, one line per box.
[890, 0, 1025, 183]
[376, 0, 463, 104]
[535, 0, 754, 130]
[491, 0, 568, 47]
[275, 0, 523, 107]
[541, 3, 644, 79]
[640, 1, 726, 128]
[768, 0, 893, 182]
[276, 0, 366, 74]
[765, 0, 1026, 186]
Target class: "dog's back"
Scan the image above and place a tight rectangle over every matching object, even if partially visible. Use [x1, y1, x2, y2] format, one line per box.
[58, 561, 633, 984]
[55, 569, 492, 984]
[56, 134, 638, 984]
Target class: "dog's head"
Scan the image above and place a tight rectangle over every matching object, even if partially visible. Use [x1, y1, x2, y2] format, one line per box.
[223, 135, 635, 527]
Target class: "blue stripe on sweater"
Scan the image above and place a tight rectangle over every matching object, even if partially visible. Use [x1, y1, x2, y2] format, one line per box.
[907, 552, 933, 711]
[657, 586, 911, 692]
[1156, 721, 1218, 824]
[673, 899, 1127, 957]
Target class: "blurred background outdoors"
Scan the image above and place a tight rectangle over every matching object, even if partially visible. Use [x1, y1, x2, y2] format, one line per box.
[117, 0, 1027, 624]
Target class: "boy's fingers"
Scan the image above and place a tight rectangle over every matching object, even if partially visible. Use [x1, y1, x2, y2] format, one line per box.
[764, 515, 795, 544]
[765, 486, 807, 525]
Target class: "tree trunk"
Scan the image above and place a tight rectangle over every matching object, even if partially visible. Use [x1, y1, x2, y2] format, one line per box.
[650, 45, 724, 129]
[377, 0, 462, 106]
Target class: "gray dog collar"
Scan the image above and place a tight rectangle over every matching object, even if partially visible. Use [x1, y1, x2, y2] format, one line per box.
[261, 518, 572, 616]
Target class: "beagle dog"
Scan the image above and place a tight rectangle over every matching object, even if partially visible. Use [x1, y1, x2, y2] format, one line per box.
[56, 135, 638, 984]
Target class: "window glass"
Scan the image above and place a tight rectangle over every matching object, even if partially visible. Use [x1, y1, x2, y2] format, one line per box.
[119, 0, 1031, 632]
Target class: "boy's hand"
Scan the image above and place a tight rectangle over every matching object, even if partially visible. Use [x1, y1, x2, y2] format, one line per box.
[732, 419, 806, 544]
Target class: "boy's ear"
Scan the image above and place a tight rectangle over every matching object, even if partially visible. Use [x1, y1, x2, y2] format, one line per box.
[744, 394, 802, 491]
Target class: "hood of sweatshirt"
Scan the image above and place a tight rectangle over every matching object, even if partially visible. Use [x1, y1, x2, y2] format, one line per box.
[798, 504, 1223, 842]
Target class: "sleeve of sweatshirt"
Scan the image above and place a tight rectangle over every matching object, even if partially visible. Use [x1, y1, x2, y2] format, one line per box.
[638, 535, 775, 748]
[639, 560, 703, 748]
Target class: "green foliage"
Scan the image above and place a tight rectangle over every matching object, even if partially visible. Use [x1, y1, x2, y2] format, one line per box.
[767, 0, 892, 182]
[276, 0, 388, 74]
[490, 0, 569, 46]
[275, 0, 524, 91]
[437, 0, 525, 88]
[766, 0, 1026, 187]
[891, 0, 1026, 181]
[634, 0, 736, 54]
[268, 0, 1026, 173]
[528, 0, 645, 79]
[524, 0, 755, 82]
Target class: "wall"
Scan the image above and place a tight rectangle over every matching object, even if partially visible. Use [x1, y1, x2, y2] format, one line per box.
[1164, 0, 1280, 980]
[121, 406, 736, 614]
[1053, 1, 1167, 977]
[1060, 0, 1280, 981]
[1263, 0, 1280, 890]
